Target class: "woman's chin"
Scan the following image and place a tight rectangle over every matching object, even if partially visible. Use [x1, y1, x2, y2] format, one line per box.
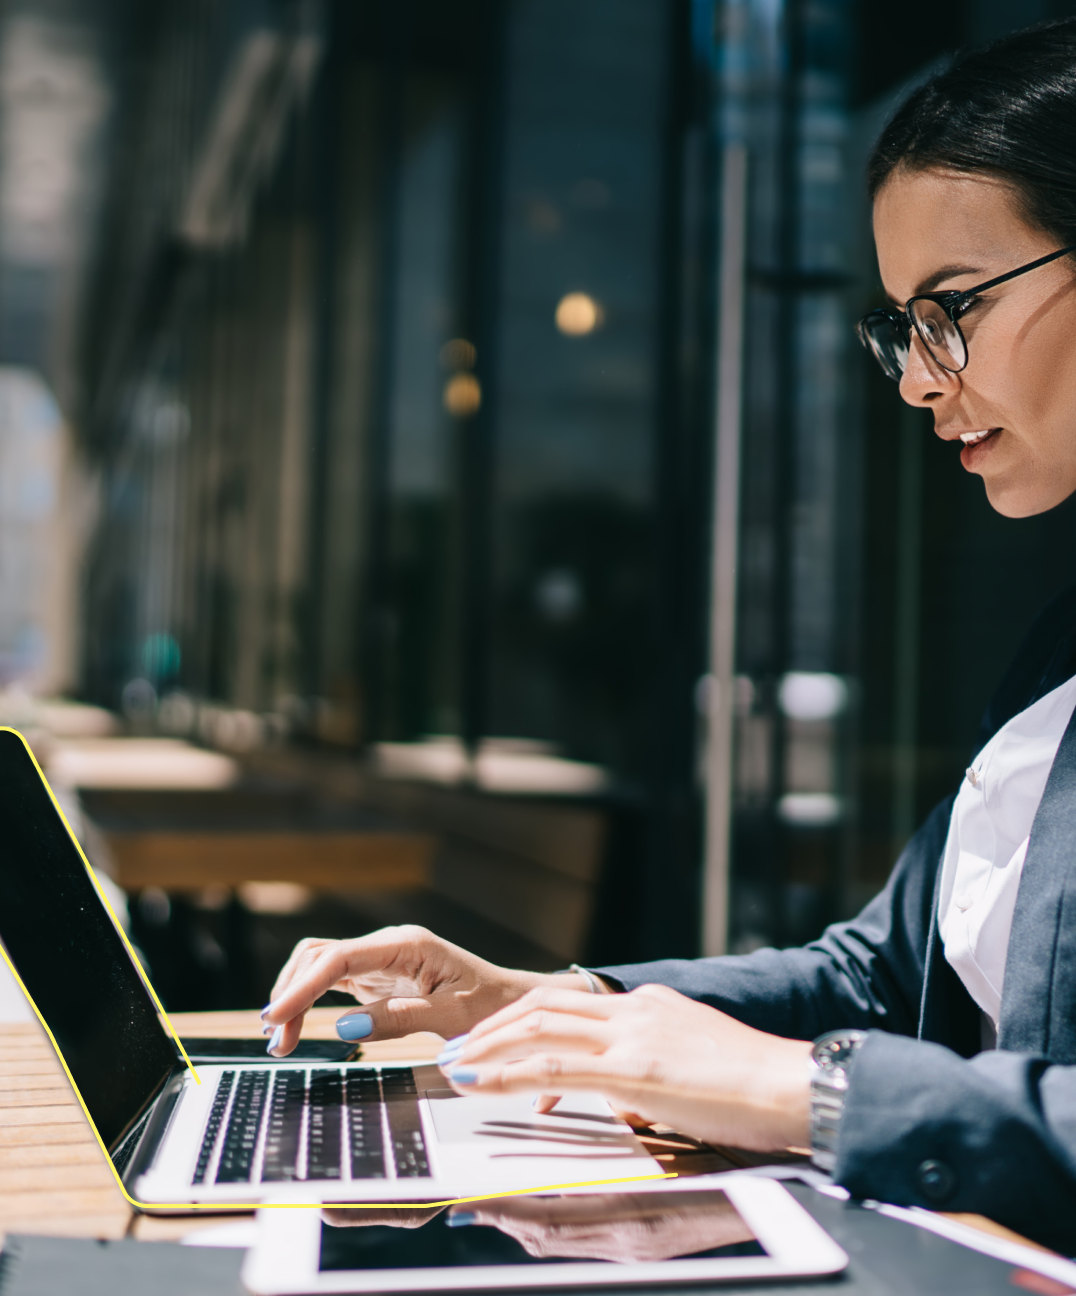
[982, 474, 1076, 518]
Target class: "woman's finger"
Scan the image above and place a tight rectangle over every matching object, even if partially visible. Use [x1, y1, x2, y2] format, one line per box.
[608, 1107, 650, 1128]
[266, 924, 464, 1028]
[458, 1195, 628, 1226]
[444, 1050, 639, 1102]
[268, 937, 330, 1003]
[335, 991, 481, 1043]
[266, 943, 357, 1024]
[269, 937, 346, 1007]
[449, 1010, 612, 1067]
[267, 931, 419, 1024]
[266, 1008, 308, 1056]
[532, 1094, 561, 1114]
[466, 985, 623, 1044]
[323, 1206, 446, 1230]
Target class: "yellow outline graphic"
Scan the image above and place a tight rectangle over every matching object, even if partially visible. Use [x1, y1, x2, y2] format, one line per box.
[0, 727, 678, 1212]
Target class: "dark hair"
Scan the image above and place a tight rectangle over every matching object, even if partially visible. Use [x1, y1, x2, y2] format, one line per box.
[869, 18, 1076, 248]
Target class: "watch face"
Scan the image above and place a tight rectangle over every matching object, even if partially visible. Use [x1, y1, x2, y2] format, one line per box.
[816, 1035, 862, 1071]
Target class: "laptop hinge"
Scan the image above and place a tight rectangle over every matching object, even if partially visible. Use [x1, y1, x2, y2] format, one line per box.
[117, 1061, 189, 1188]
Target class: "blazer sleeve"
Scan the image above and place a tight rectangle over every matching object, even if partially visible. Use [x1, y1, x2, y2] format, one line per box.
[838, 1032, 1076, 1252]
[594, 795, 954, 1041]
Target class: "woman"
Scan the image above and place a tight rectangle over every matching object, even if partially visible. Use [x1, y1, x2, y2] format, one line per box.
[263, 21, 1076, 1250]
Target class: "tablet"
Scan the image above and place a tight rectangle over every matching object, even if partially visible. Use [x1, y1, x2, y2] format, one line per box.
[241, 1178, 848, 1294]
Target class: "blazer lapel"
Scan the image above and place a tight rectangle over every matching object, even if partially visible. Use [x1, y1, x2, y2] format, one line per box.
[999, 704, 1076, 1060]
[918, 825, 982, 1058]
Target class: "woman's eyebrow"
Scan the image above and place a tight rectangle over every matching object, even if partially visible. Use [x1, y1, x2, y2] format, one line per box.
[884, 263, 985, 306]
[909, 263, 986, 301]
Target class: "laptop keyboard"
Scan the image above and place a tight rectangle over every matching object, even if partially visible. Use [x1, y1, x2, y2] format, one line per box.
[193, 1066, 429, 1185]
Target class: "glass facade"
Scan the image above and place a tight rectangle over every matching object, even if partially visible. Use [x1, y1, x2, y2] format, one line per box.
[73, 0, 713, 965]
[716, 0, 859, 950]
[30, 0, 1076, 980]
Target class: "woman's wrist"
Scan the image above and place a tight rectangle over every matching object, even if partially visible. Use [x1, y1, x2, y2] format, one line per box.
[484, 968, 612, 1021]
[485, 968, 583, 1015]
[732, 1035, 813, 1152]
[767, 1038, 814, 1149]
[530, 969, 614, 995]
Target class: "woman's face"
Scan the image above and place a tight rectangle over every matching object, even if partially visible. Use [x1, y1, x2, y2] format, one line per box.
[873, 167, 1076, 517]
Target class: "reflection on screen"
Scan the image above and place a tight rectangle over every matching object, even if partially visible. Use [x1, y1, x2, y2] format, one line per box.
[0, 731, 178, 1149]
[319, 1191, 766, 1272]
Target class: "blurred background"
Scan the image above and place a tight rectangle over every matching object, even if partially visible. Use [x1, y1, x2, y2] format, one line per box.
[2, 0, 1076, 1013]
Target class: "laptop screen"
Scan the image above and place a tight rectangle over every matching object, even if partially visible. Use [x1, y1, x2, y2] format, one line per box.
[0, 730, 178, 1150]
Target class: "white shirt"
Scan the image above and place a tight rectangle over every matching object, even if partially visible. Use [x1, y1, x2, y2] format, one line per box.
[939, 672, 1076, 1034]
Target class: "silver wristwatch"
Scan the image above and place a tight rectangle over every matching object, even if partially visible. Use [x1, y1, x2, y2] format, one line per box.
[809, 1029, 868, 1172]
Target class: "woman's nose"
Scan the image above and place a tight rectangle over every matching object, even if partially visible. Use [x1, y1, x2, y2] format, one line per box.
[898, 332, 957, 407]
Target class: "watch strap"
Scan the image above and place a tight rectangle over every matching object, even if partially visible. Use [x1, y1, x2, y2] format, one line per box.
[809, 1029, 868, 1173]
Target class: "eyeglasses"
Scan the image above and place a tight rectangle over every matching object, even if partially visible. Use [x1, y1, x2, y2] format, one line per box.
[856, 244, 1076, 382]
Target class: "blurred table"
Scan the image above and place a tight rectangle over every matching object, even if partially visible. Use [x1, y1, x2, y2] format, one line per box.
[104, 832, 434, 891]
[80, 788, 436, 893]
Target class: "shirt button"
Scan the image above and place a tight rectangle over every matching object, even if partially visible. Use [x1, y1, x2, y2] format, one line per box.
[965, 767, 980, 788]
[955, 895, 973, 912]
[917, 1158, 957, 1203]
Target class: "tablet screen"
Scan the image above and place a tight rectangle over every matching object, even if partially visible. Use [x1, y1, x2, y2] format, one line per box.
[318, 1190, 766, 1273]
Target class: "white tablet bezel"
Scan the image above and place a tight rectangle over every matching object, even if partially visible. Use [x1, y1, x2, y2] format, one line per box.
[241, 1177, 848, 1294]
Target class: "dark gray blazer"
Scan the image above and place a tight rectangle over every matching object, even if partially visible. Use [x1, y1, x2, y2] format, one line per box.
[597, 586, 1076, 1253]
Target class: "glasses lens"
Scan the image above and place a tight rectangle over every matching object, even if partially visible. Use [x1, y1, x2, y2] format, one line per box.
[857, 314, 908, 382]
[908, 299, 967, 372]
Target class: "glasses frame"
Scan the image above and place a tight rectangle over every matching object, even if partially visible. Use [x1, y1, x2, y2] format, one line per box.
[856, 243, 1076, 382]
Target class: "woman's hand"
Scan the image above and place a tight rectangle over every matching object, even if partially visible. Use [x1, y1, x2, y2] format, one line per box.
[260, 925, 586, 1056]
[319, 1193, 755, 1264]
[321, 1205, 447, 1230]
[438, 983, 813, 1152]
[444, 1192, 755, 1262]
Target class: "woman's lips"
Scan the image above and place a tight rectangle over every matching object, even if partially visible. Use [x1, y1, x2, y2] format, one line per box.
[959, 427, 1001, 468]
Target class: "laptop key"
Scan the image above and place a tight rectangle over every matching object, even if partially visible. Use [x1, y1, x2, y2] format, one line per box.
[382, 1068, 429, 1177]
[345, 1072, 385, 1178]
[216, 1070, 270, 1183]
[261, 1070, 306, 1182]
[193, 1070, 235, 1185]
[380, 1067, 417, 1094]
[306, 1070, 343, 1180]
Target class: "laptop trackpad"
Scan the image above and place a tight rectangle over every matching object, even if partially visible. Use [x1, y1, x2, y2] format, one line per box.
[424, 1088, 649, 1155]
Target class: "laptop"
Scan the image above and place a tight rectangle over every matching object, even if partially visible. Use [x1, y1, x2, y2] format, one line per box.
[0, 729, 663, 1207]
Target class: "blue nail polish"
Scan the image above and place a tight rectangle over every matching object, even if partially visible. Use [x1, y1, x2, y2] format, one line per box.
[336, 1012, 374, 1042]
[446, 1211, 476, 1228]
[449, 1068, 479, 1085]
[445, 1033, 469, 1047]
[436, 1046, 464, 1065]
[260, 1002, 278, 1020]
[263, 1025, 275, 1036]
[266, 1025, 283, 1054]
